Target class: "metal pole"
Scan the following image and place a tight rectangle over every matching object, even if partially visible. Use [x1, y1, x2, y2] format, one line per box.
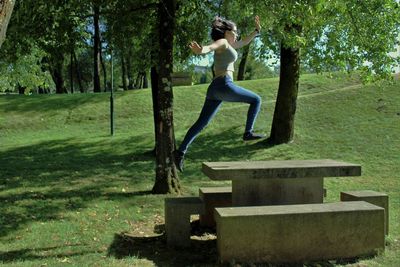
[110, 48, 115, 136]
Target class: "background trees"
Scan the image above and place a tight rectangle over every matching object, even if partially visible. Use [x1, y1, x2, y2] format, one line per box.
[252, 0, 400, 144]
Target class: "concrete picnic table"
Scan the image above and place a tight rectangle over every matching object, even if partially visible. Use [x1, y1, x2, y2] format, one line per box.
[202, 159, 361, 206]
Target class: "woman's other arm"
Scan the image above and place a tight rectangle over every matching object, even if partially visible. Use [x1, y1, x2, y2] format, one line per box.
[231, 15, 261, 50]
[189, 39, 228, 55]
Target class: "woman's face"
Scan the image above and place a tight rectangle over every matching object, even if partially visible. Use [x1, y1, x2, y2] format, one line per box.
[225, 26, 238, 44]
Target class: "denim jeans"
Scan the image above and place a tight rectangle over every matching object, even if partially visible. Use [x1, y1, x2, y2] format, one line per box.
[178, 75, 262, 154]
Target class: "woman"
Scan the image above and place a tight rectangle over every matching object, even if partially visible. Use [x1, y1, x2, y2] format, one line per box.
[174, 15, 265, 172]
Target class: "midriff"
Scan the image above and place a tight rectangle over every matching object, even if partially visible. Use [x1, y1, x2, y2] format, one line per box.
[214, 70, 234, 80]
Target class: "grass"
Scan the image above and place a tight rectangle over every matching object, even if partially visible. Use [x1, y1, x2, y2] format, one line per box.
[0, 72, 399, 266]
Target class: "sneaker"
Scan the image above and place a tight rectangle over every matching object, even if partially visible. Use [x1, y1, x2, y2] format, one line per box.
[243, 131, 266, 141]
[173, 150, 185, 172]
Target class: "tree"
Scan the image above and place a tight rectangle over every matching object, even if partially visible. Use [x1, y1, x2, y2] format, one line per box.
[93, 1, 102, 92]
[253, 0, 400, 144]
[152, 0, 181, 194]
[0, 0, 15, 48]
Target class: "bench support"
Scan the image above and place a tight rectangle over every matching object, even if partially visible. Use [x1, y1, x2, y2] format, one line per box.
[232, 177, 324, 206]
[165, 197, 204, 247]
[341, 190, 389, 235]
[199, 187, 232, 227]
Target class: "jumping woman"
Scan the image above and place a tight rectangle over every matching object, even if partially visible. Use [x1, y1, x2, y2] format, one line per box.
[174, 15, 265, 172]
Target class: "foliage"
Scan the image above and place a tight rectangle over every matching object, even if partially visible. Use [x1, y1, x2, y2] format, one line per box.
[253, 0, 400, 80]
[0, 46, 53, 93]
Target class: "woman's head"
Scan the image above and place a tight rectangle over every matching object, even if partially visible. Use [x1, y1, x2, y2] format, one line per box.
[211, 16, 238, 42]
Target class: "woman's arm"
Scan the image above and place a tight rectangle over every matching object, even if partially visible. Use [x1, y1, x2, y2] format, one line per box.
[231, 15, 261, 50]
[231, 30, 259, 49]
[189, 39, 228, 55]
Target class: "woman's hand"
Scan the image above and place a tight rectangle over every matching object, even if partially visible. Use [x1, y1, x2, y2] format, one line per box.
[189, 41, 202, 55]
[255, 15, 261, 32]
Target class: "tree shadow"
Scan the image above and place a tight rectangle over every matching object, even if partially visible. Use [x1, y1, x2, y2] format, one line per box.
[0, 244, 95, 263]
[0, 91, 132, 113]
[185, 126, 277, 162]
[107, 225, 364, 267]
[107, 232, 219, 267]
[0, 135, 157, 238]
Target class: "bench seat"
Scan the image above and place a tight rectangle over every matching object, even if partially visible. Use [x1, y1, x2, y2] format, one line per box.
[215, 201, 385, 264]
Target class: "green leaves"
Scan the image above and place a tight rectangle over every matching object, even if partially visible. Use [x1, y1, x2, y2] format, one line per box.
[249, 0, 400, 80]
[0, 46, 54, 93]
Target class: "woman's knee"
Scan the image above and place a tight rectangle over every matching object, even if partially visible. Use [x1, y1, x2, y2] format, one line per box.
[252, 94, 262, 105]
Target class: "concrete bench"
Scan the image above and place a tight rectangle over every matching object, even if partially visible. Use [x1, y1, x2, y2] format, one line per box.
[199, 186, 232, 227]
[215, 201, 385, 264]
[171, 72, 192, 86]
[203, 159, 361, 206]
[341, 190, 389, 235]
[164, 197, 205, 247]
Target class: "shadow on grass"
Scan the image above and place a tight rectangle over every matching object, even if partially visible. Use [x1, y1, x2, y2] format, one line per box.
[0, 134, 158, 238]
[107, 229, 361, 267]
[0, 244, 95, 263]
[0, 92, 120, 113]
[0, 127, 277, 247]
[107, 232, 218, 267]
[0, 126, 274, 237]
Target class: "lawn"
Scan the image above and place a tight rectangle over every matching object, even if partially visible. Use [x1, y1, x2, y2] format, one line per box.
[0, 73, 399, 266]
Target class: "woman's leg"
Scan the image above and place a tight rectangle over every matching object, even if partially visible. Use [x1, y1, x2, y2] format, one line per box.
[221, 79, 262, 133]
[178, 98, 222, 154]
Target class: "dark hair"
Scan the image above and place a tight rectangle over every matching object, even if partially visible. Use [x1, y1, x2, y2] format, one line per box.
[211, 16, 236, 41]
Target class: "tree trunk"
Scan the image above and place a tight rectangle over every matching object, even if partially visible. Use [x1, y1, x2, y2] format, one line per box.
[143, 71, 148, 88]
[151, 66, 159, 150]
[51, 66, 67, 94]
[269, 43, 300, 144]
[127, 46, 134, 89]
[120, 51, 128, 90]
[17, 84, 25, 94]
[152, 0, 181, 194]
[0, 0, 15, 49]
[70, 50, 74, 94]
[100, 45, 107, 91]
[49, 53, 67, 94]
[237, 45, 250, 81]
[73, 51, 84, 93]
[93, 2, 101, 92]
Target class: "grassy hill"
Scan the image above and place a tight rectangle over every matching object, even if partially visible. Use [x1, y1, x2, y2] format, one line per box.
[0, 73, 399, 266]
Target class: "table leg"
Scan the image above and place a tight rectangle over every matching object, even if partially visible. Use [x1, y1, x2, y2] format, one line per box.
[232, 177, 324, 206]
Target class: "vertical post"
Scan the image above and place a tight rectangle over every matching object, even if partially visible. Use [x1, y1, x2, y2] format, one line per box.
[110, 48, 115, 136]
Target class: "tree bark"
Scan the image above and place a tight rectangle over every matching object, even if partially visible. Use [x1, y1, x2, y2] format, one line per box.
[70, 50, 74, 94]
[93, 2, 101, 92]
[17, 84, 25, 95]
[237, 45, 250, 81]
[152, 0, 181, 194]
[120, 51, 128, 90]
[269, 42, 300, 144]
[73, 52, 85, 93]
[143, 71, 148, 88]
[127, 46, 134, 89]
[151, 66, 159, 150]
[100, 45, 107, 91]
[48, 52, 67, 94]
[0, 0, 15, 49]
[51, 65, 67, 94]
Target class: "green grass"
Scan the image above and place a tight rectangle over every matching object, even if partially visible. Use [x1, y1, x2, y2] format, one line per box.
[0, 72, 399, 266]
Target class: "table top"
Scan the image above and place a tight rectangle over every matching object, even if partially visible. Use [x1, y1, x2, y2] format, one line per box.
[202, 159, 361, 180]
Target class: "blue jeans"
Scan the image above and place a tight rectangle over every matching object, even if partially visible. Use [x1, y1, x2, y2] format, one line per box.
[178, 75, 262, 154]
